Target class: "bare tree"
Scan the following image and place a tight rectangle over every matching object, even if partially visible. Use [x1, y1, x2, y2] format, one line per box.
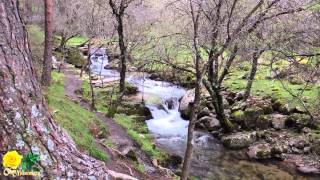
[244, 47, 265, 100]
[108, 0, 134, 100]
[180, 0, 206, 179]
[41, 0, 53, 86]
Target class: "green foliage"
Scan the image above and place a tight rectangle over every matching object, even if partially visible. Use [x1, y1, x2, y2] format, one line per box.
[47, 72, 108, 161]
[66, 48, 86, 67]
[21, 151, 40, 172]
[114, 114, 167, 161]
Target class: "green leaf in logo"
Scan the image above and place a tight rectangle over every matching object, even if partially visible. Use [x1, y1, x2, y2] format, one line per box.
[21, 151, 40, 172]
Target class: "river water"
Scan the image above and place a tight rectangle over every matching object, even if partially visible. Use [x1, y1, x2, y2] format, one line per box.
[90, 50, 313, 180]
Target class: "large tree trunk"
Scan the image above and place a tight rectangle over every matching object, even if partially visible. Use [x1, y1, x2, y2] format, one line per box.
[0, 1, 112, 178]
[41, 0, 53, 86]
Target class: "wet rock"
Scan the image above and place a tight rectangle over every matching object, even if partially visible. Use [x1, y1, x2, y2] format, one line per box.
[118, 102, 152, 120]
[247, 143, 272, 159]
[197, 107, 214, 119]
[284, 154, 320, 175]
[221, 131, 257, 149]
[179, 89, 194, 119]
[197, 116, 221, 131]
[234, 91, 245, 101]
[165, 98, 177, 110]
[91, 75, 99, 81]
[149, 73, 161, 80]
[104, 60, 119, 70]
[298, 166, 320, 174]
[230, 101, 247, 112]
[120, 146, 138, 161]
[303, 146, 311, 153]
[268, 114, 287, 130]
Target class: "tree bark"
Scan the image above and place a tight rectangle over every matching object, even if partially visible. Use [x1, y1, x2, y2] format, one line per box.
[87, 41, 96, 110]
[244, 50, 264, 100]
[181, 1, 203, 179]
[117, 15, 127, 100]
[0, 1, 112, 178]
[109, 0, 129, 101]
[41, 0, 53, 86]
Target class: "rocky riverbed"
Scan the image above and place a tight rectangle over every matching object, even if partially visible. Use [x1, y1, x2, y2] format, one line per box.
[180, 88, 320, 176]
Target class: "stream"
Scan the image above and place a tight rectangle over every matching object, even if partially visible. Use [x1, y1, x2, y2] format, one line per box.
[90, 49, 313, 180]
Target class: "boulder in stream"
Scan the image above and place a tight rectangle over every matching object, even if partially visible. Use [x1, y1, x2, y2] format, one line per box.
[221, 131, 257, 149]
[179, 89, 194, 119]
[196, 116, 221, 131]
[247, 142, 272, 159]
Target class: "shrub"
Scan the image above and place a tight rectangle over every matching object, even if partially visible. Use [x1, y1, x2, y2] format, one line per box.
[66, 48, 86, 68]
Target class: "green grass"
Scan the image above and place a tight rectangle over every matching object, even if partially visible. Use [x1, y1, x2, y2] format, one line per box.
[114, 114, 167, 161]
[81, 80, 112, 113]
[66, 36, 88, 47]
[224, 63, 320, 109]
[133, 161, 145, 173]
[47, 71, 108, 161]
[54, 35, 88, 47]
[103, 139, 114, 148]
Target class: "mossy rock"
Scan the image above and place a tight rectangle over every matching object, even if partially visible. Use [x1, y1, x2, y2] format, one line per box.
[242, 107, 264, 129]
[256, 115, 271, 130]
[125, 83, 138, 95]
[117, 102, 152, 120]
[311, 143, 320, 155]
[232, 110, 245, 121]
[286, 113, 312, 129]
[66, 48, 86, 68]
[288, 76, 304, 85]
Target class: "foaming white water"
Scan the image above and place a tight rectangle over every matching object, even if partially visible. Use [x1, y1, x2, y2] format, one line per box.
[127, 74, 190, 138]
[90, 49, 189, 138]
[90, 48, 119, 77]
[146, 106, 189, 137]
[127, 75, 186, 99]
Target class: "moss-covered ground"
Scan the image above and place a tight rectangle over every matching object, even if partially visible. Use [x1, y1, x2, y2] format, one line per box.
[46, 71, 108, 161]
